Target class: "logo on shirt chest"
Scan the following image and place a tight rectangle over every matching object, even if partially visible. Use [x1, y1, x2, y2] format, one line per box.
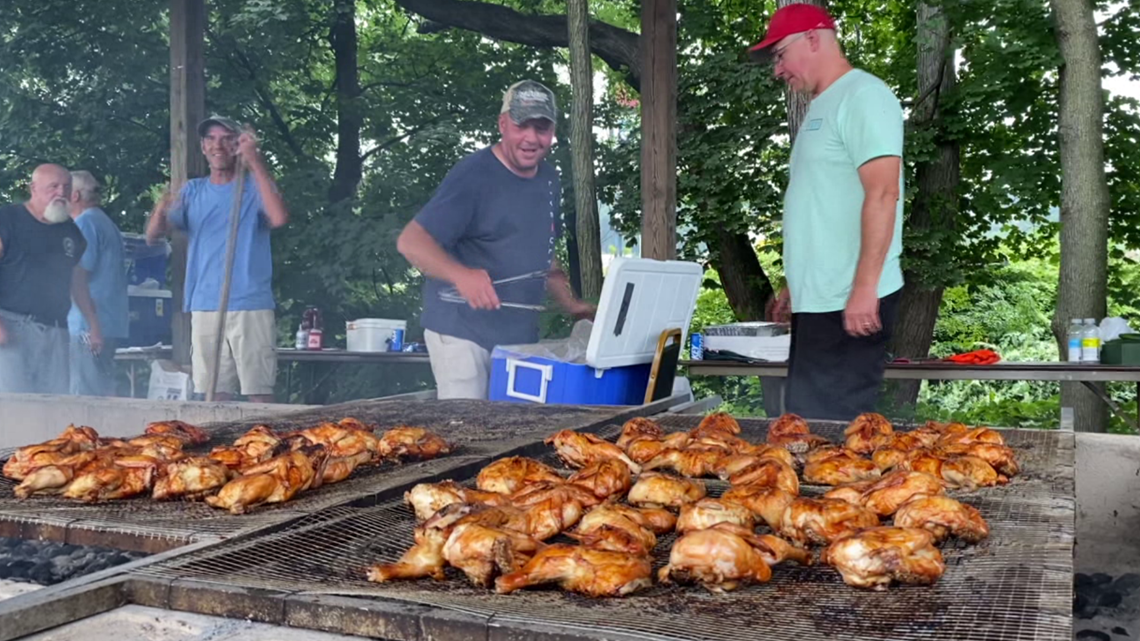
[63, 237, 76, 258]
[805, 119, 823, 131]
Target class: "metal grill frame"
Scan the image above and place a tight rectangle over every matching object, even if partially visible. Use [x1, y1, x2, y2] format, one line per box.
[99, 417, 1076, 641]
[0, 397, 683, 553]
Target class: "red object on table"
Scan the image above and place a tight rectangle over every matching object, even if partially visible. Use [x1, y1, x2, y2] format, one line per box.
[943, 349, 1001, 365]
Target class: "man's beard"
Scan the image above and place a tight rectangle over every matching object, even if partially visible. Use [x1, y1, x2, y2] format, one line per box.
[42, 198, 70, 224]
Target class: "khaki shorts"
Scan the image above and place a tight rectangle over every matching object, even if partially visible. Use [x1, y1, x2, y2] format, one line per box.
[424, 329, 491, 400]
[191, 310, 277, 396]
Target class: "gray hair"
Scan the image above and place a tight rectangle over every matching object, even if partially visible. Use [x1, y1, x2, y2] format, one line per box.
[70, 170, 102, 205]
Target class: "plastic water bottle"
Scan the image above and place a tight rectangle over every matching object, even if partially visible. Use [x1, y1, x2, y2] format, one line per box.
[1081, 318, 1100, 362]
[1067, 319, 1083, 362]
[294, 322, 308, 350]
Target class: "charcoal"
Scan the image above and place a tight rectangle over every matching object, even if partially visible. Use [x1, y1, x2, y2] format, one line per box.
[1111, 573, 1140, 593]
[28, 560, 54, 584]
[1076, 573, 1095, 589]
[1098, 591, 1124, 609]
[2, 559, 34, 580]
[1076, 631, 1111, 641]
[1112, 627, 1129, 636]
[1092, 573, 1114, 585]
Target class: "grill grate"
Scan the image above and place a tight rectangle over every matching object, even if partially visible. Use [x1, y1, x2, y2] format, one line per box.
[0, 399, 625, 550]
[136, 417, 1075, 641]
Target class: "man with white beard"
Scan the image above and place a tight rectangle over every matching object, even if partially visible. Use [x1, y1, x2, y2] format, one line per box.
[0, 164, 103, 394]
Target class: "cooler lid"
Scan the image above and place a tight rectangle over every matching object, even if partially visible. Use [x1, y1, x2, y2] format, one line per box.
[585, 257, 703, 369]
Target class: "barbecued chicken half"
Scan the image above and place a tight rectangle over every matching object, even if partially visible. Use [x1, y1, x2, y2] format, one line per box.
[823, 470, 945, 517]
[404, 481, 510, 522]
[766, 413, 830, 452]
[208, 425, 282, 472]
[12, 451, 102, 498]
[475, 456, 564, 495]
[624, 431, 693, 465]
[641, 446, 724, 478]
[442, 522, 542, 587]
[691, 411, 742, 439]
[935, 442, 1020, 477]
[677, 498, 756, 534]
[803, 447, 882, 486]
[376, 426, 451, 461]
[626, 471, 707, 510]
[144, 420, 211, 446]
[727, 456, 800, 495]
[721, 485, 796, 531]
[779, 498, 881, 546]
[658, 523, 812, 593]
[63, 455, 161, 502]
[495, 543, 654, 597]
[152, 457, 232, 500]
[567, 458, 633, 500]
[545, 430, 641, 473]
[893, 495, 990, 543]
[844, 413, 894, 455]
[566, 503, 673, 555]
[903, 451, 1007, 490]
[616, 417, 666, 450]
[3, 425, 102, 480]
[822, 526, 946, 590]
[205, 447, 328, 514]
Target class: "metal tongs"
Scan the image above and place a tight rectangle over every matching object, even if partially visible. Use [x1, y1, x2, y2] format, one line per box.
[439, 269, 549, 311]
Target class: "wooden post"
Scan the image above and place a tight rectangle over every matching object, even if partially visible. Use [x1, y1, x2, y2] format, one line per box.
[169, 0, 206, 367]
[639, 0, 677, 261]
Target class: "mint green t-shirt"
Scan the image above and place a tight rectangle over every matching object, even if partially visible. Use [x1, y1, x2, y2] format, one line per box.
[783, 69, 905, 314]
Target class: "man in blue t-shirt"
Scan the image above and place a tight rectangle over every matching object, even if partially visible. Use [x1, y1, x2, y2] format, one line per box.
[750, 4, 905, 420]
[397, 80, 595, 400]
[67, 171, 128, 396]
[146, 116, 290, 402]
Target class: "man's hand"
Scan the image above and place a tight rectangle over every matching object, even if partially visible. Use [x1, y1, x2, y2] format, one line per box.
[568, 300, 597, 321]
[237, 129, 261, 166]
[844, 286, 881, 337]
[87, 327, 105, 355]
[454, 268, 500, 310]
[766, 288, 792, 323]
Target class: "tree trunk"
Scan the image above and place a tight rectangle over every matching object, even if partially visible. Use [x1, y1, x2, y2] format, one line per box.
[639, 0, 677, 261]
[1050, 0, 1110, 432]
[568, 0, 603, 300]
[887, 1, 961, 411]
[328, 0, 363, 206]
[393, 0, 642, 89]
[714, 226, 772, 321]
[778, 0, 825, 138]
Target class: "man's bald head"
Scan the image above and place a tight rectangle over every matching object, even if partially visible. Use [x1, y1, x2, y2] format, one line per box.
[28, 164, 72, 223]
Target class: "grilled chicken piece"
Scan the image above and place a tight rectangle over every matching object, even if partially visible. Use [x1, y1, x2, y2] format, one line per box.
[905, 452, 1005, 489]
[205, 448, 327, 514]
[495, 543, 653, 597]
[442, 522, 541, 587]
[728, 457, 800, 495]
[377, 427, 451, 461]
[511, 480, 599, 509]
[767, 414, 831, 453]
[367, 503, 518, 582]
[894, 495, 990, 543]
[476, 456, 564, 495]
[658, 523, 811, 593]
[624, 432, 692, 464]
[871, 446, 913, 472]
[12, 451, 101, 498]
[404, 481, 509, 522]
[677, 498, 756, 534]
[824, 471, 944, 517]
[822, 526, 946, 590]
[144, 420, 210, 446]
[3, 425, 101, 480]
[567, 504, 662, 555]
[545, 430, 641, 473]
[721, 485, 796, 531]
[803, 448, 882, 486]
[844, 413, 894, 455]
[208, 425, 282, 471]
[641, 447, 724, 478]
[937, 426, 1005, 448]
[883, 431, 935, 451]
[288, 424, 383, 461]
[936, 442, 1019, 477]
[126, 435, 185, 460]
[319, 450, 374, 485]
[912, 421, 968, 445]
[334, 417, 376, 432]
[627, 472, 707, 510]
[780, 498, 880, 546]
[516, 494, 586, 540]
[63, 455, 160, 502]
[152, 457, 231, 500]
[616, 417, 665, 449]
[567, 458, 632, 500]
[690, 411, 742, 438]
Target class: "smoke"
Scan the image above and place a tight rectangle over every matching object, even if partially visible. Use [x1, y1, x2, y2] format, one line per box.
[42, 198, 70, 224]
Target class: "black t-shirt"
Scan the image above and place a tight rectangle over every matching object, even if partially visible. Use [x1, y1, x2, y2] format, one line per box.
[0, 204, 86, 325]
[415, 146, 561, 351]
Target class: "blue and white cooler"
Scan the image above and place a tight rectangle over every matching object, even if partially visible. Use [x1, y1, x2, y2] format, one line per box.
[489, 258, 703, 406]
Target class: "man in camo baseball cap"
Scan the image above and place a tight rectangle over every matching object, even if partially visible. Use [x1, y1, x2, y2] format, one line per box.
[500, 79, 557, 124]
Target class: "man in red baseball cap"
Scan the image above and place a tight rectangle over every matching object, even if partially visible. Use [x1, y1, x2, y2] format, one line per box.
[753, 4, 907, 421]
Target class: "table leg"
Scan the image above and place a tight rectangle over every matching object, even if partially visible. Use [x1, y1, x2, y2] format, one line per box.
[1080, 380, 1140, 432]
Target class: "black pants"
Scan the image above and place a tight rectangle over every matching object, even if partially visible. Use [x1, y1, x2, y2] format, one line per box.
[784, 290, 901, 421]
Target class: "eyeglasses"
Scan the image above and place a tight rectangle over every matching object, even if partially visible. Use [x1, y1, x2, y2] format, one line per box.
[771, 30, 810, 66]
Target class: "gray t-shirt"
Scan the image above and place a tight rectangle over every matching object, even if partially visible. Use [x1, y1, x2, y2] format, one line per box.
[415, 146, 561, 351]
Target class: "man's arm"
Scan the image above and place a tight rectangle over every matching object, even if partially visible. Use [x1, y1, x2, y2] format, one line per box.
[844, 156, 901, 336]
[397, 220, 499, 310]
[238, 132, 289, 228]
[71, 266, 104, 353]
[546, 258, 595, 319]
[145, 187, 175, 244]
